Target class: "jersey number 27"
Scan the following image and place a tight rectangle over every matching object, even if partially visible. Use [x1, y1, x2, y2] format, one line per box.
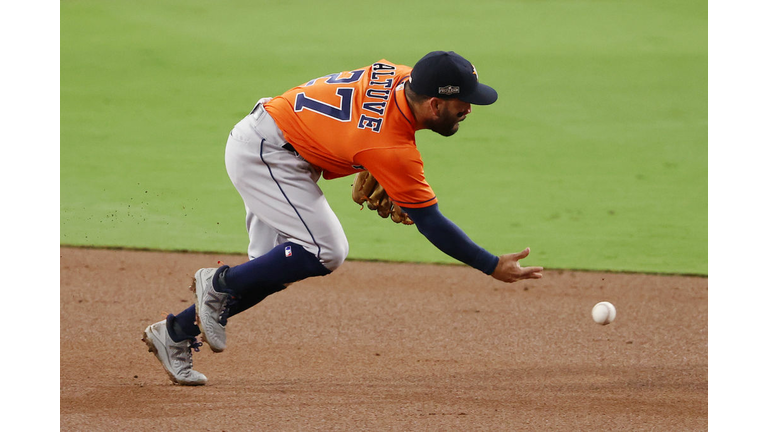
[293, 70, 364, 122]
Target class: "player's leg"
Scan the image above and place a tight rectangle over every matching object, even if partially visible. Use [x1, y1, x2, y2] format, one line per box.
[157, 194, 324, 346]
[193, 102, 348, 352]
[225, 102, 349, 275]
[222, 208, 289, 314]
[228, 107, 349, 271]
[244, 208, 281, 260]
[204, 211, 290, 321]
[144, 101, 336, 381]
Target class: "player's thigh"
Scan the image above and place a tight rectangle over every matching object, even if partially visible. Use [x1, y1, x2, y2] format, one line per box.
[250, 144, 348, 268]
[225, 121, 347, 268]
[244, 210, 281, 260]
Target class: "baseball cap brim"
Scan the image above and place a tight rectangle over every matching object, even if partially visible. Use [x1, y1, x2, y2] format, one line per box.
[459, 83, 498, 105]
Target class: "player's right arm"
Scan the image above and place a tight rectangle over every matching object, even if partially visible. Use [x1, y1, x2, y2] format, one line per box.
[401, 204, 543, 283]
[355, 148, 542, 283]
[401, 203, 497, 273]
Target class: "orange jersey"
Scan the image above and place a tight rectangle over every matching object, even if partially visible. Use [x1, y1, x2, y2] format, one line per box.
[264, 60, 437, 208]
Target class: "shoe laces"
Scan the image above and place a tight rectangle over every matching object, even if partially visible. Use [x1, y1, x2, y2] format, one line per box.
[219, 295, 237, 327]
[179, 339, 202, 371]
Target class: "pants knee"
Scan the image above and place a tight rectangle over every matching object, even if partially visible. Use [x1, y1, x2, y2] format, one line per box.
[318, 238, 349, 272]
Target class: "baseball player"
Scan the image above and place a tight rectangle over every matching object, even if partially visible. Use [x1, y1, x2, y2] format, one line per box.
[142, 51, 544, 385]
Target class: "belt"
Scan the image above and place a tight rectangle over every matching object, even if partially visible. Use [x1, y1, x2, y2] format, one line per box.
[250, 102, 297, 156]
[283, 143, 299, 156]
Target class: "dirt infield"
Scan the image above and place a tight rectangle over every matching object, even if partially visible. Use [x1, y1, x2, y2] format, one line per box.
[60, 247, 707, 431]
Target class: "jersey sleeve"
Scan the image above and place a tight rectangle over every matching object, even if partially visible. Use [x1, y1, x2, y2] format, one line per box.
[401, 203, 499, 275]
[354, 148, 437, 208]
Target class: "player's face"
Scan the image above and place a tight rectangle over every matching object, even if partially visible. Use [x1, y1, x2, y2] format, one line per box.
[428, 99, 472, 137]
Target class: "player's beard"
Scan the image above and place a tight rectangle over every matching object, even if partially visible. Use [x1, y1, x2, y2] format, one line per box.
[427, 110, 465, 137]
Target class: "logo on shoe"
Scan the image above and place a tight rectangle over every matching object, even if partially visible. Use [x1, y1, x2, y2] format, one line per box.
[170, 344, 190, 368]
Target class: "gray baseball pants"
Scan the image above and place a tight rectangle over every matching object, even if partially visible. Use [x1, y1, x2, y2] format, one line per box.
[224, 98, 349, 270]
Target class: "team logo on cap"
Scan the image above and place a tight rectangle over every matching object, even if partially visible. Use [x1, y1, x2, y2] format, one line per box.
[438, 85, 460, 95]
[472, 64, 479, 80]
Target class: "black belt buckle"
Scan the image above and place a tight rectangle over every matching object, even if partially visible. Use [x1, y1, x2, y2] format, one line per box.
[282, 143, 299, 156]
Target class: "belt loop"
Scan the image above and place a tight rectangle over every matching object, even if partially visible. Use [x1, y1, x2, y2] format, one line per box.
[249, 97, 273, 117]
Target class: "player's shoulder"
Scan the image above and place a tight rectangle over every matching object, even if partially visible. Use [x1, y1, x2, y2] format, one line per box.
[370, 59, 412, 74]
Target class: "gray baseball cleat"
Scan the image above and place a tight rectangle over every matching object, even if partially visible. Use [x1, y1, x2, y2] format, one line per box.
[142, 320, 207, 386]
[192, 268, 231, 353]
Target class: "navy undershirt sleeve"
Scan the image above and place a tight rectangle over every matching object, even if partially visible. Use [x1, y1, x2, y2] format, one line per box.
[401, 203, 499, 275]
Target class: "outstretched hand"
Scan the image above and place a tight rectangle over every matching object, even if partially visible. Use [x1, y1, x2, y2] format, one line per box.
[491, 247, 544, 283]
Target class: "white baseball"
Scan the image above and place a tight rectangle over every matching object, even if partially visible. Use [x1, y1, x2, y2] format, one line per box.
[591, 301, 616, 325]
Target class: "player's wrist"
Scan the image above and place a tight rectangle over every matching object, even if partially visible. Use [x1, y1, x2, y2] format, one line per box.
[473, 251, 499, 275]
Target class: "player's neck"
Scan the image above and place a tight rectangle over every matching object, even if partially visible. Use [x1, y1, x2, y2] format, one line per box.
[404, 86, 429, 132]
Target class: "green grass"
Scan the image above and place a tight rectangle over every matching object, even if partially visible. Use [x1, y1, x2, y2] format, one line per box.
[61, 0, 707, 274]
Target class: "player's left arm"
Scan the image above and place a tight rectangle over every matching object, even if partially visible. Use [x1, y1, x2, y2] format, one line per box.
[402, 204, 543, 283]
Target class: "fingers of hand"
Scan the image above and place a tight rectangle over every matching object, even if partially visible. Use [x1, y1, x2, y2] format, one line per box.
[524, 266, 544, 274]
[518, 265, 543, 278]
[507, 272, 542, 283]
[523, 271, 543, 280]
[513, 247, 531, 260]
[493, 254, 543, 283]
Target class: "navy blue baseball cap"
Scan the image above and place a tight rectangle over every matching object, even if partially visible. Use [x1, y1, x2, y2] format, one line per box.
[410, 51, 498, 105]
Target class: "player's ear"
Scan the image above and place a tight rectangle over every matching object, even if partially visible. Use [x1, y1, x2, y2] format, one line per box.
[427, 97, 442, 117]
